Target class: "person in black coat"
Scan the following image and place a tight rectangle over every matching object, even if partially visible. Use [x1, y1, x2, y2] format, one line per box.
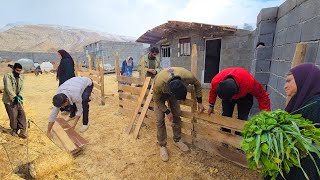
[266, 63, 320, 180]
[56, 49, 75, 86]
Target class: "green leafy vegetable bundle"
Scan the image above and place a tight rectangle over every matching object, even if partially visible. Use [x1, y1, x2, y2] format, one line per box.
[241, 110, 320, 179]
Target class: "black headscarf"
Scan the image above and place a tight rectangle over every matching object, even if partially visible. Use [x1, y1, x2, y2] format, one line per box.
[285, 63, 320, 113]
[57, 49, 75, 78]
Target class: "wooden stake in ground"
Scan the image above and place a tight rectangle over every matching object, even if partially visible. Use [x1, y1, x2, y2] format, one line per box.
[191, 44, 198, 77]
[133, 85, 153, 139]
[125, 77, 151, 134]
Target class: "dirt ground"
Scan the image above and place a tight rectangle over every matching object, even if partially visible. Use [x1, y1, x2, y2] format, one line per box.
[0, 69, 261, 180]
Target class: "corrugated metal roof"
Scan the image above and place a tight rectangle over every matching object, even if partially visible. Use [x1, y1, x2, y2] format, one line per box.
[136, 21, 237, 44]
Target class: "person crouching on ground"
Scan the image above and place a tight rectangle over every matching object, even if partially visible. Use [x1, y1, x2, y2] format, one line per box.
[153, 67, 204, 161]
[47, 77, 93, 137]
[208, 67, 271, 120]
[2, 63, 27, 138]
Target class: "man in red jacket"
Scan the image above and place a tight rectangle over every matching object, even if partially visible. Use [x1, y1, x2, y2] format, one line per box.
[208, 68, 271, 120]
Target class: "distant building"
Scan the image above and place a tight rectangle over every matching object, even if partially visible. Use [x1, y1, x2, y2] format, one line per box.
[83, 40, 144, 68]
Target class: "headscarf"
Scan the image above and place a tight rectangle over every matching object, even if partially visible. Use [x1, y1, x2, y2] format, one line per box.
[126, 56, 133, 66]
[285, 63, 320, 113]
[57, 49, 74, 78]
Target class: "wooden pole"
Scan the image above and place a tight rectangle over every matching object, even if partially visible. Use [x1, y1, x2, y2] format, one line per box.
[140, 55, 146, 80]
[99, 60, 105, 105]
[115, 52, 120, 76]
[88, 54, 92, 70]
[191, 44, 198, 77]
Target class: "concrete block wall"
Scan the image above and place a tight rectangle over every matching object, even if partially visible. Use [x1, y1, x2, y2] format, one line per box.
[250, 7, 278, 115]
[220, 30, 254, 71]
[84, 40, 144, 67]
[165, 30, 205, 81]
[268, 0, 320, 111]
[0, 51, 85, 63]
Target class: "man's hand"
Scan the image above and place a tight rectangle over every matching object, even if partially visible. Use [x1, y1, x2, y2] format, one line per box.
[166, 112, 174, 122]
[147, 69, 157, 75]
[208, 107, 214, 115]
[70, 125, 76, 130]
[197, 103, 205, 113]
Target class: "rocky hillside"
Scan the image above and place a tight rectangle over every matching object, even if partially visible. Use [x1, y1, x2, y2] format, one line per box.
[0, 24, 136, 52]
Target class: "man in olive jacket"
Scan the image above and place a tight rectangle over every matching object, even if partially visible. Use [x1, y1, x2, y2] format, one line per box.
[2, 63, 27, 138]
[153, 67, 204, 161]
[138, 47, 162, 78]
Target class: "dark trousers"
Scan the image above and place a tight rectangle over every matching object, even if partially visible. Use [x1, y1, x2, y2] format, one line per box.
[222, 94, 253, 120]
[70, 84, 93, 125]
[155, 95, 182, 147]
[4, 103, 27, 131]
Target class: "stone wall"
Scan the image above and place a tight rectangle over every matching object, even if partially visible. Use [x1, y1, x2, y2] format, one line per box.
[0, 51, 85, 63]
[84, 40, 144, 67]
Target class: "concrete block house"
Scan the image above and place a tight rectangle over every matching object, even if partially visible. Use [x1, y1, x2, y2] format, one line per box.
[136, 21, 254, 84]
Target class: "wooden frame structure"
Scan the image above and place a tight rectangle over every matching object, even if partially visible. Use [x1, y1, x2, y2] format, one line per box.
[76, 55, 105, 105]
[115, 49, 247, 167]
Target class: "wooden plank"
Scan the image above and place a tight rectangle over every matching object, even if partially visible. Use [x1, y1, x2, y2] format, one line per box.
[90, 75, 100, 84]
[119, 107, 134, 117]
[179, 99, 194, 107]
[89, 69, 100, 76]
[115, 52, 120, 76]
[56, 118, 89, 148]
[52, 122, 79, 154]
[133, 86, 154, 139]
[191, 44, 198, 77]
[140, 55, 146, 80]
[118, 84, 142, 95]
[291, 43, 307, 68]
[194, 137, 247, 167]
[125, 77, 151, 134]
[194, 123, 242, 148]
[93, 82, 101, 90]
[286, 43, 307, 105]
[195, 113, 245, 131]
[99, 62, 105, 105]
[117, 76, 144, 85]
[119, 93, 139, 101]
[181, 110, 193, 119]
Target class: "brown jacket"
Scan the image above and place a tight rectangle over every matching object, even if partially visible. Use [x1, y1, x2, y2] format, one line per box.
[153, 67, 202, 112]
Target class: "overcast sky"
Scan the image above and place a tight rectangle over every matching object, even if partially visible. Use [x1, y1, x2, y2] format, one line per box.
[0, 0, 285, 37]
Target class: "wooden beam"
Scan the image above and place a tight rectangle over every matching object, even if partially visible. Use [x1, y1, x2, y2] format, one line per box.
[125, 77, 151, 134]
[115, 52, 120, 76]
[194, 123, 242, 149]
[140, 55, 146, 80]
[291, 43, 307, 68]
[118, 84, 142, 95]
[133, 85, 154, 139]
[195, 113, 245, 131]
[117, 76, 144, 85]
[88, 54, 92, 70]
[191, 44, 198, 77]
[194, 137, 247, 167]
[286, 43, 307, 105]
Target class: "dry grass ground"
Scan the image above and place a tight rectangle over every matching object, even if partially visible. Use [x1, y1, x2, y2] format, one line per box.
[0, 70, 261, 179]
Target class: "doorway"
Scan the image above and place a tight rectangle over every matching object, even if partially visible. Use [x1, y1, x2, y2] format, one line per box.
[204, 39, 221, 83]
[160, 45, 171, 68]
